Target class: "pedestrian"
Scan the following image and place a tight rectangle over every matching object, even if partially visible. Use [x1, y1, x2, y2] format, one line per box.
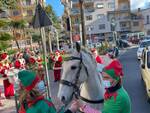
[67, 64, 131, 113]
[0, 53, 14, 99]
[0, 62, 3, 106]
[51, 50, 63, 82]
[91, 48, 104, 64]
[91, 48, 104, 72]
[17, 70, 80, 113]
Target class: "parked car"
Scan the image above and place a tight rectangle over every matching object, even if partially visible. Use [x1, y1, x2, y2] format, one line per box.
[117, 39, 132, 48]
[140, 48, 150, 102]
[137, 39, 150, 60]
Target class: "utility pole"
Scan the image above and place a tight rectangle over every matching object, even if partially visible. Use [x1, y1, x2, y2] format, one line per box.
[79, 0, 86, 46]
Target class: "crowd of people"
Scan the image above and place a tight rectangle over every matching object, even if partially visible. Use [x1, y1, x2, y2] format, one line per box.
[0, 47, 63, 107]
[0, 47, 131, 113]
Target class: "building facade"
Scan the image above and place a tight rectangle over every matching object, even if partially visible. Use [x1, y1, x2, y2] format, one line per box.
[61, 0, 132, 42]
[140, 8, 150, 36]
[9, 0, 36, 24]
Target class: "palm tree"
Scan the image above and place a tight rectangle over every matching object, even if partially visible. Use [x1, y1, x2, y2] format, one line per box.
[0, 33, 14, 51]
[45, 5, 62, 51]
[9, 20, 28, 49]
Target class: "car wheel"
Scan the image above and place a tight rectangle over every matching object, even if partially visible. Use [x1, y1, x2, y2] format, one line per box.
[141, 74, 145, 87]
[147, 97, 150, 104]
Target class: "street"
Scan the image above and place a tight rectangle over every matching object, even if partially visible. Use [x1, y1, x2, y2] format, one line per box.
[119, 48, 150, 113]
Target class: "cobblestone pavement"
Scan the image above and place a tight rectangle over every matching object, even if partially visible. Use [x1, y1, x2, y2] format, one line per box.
[0, 70, 63, 113]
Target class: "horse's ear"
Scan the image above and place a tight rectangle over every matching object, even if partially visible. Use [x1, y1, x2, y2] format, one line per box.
[76, 42, 81, 53]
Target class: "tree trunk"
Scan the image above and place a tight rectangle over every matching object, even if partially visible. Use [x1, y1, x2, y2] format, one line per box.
[13, 29, 20, 49]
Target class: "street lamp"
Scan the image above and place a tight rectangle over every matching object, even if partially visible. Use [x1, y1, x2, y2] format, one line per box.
[111, 18, 117, 46]
[79, 0, 86, 46]
[88, 26, 93, 48]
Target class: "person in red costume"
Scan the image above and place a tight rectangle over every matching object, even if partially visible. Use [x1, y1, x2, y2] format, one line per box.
[91, 48, 104, 73]
[0, 62, 3, 106]
[91, 48, 104, 64]
[0, 53, 14, 99]
[51, 51, 63, 82]
[105, 51, 124, 83]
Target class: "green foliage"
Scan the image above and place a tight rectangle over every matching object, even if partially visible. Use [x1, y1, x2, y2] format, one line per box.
[0, 0, 19, 9]
[97, 44, 109, 55]
[45, 5, 61, 29]
[0, 32, 13, 51]
[10, 20, 28, 29]
[0, 19, 9, 28]
[0, 33, 13, 41]
[0, 41, 10, 51]
[7, 49, 17, 55]
[32, 34, 41, 42]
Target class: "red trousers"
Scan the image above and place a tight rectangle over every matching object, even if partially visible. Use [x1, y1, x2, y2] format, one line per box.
[54, 69, 61, 81]
[3, 79, 14, 98]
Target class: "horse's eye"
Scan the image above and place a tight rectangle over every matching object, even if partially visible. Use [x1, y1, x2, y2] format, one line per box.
[71, 66, 77, 70]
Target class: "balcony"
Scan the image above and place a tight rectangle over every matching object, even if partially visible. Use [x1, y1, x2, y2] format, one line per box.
[70, 8, 80, 15]
[71, 0, 94, 9]
[120, 27, 130, 31]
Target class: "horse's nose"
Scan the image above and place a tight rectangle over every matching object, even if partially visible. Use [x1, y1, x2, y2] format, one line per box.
[61, 96, 66, 102]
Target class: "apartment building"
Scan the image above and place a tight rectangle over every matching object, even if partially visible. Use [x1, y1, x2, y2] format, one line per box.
[130, 9, 144, 35]
[8, 0, 36, 24]
[140, 8, 150, 36]
[62, 0, 132, 42]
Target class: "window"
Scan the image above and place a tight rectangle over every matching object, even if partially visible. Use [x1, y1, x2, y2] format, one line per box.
[147, 30, 150, 35]
[133, 22, 139, 26]
[97, 14, 104, 19]
[147, 15, 150, 24]
[87, 26, 94, 31]
[147, 52, 150, 68]
[120, 22, 127, 27]
[96, 3, 104, 9]
[27, 10, 33, 16]
[26, 0, 31, 5]
[99, 24, 105, 30]
[108, 3, 115, 8]
[86, 15, 92, 21]
[13, 11, 20, 16]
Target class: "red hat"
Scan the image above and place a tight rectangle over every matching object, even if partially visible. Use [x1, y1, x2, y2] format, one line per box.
[37, 57, 42, 63]
[91, 48, 96, 53]
[55, 50, 60, 54]
[17, 53, 23, 58]
[104, 59, 123, 77]
[55, 50, 60, 56]
[14, 60, 21, 69]
[0, 53, 8, 61]
[29, 57, 36, 64]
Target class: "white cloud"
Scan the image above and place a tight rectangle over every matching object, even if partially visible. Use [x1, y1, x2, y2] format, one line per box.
[131, 0, 150, 9]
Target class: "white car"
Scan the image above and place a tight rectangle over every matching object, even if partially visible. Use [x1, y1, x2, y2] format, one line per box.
[137, 40, 150, 60]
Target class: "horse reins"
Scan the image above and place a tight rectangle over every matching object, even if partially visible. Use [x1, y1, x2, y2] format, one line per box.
[59, 55, 104, 104]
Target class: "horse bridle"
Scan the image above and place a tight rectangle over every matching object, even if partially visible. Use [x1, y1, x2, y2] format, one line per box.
[59, 54, 104, 104]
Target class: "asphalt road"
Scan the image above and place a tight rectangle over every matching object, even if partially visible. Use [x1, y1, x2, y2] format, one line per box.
[119, 48, 150, 113]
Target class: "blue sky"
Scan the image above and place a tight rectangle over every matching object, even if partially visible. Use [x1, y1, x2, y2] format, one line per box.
[46, 0, 150, 17]
[46, 0, 64, 17]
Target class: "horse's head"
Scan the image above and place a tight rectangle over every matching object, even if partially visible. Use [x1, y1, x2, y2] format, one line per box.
[58, 43, 97, 104]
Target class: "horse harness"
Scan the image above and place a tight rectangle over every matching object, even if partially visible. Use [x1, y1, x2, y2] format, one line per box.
[59, 55, 104, 104]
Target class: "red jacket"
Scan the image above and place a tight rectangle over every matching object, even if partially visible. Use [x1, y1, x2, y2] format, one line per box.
[95, 56, 104, 64]
[52, 56, 63, 70]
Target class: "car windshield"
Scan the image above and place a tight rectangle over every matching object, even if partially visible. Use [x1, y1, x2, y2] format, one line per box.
[140, 41, 150, 48]
[147, 52, 150, 68]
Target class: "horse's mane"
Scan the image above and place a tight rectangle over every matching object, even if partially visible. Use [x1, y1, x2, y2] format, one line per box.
[80, 47, 97, 65]
[64, 47, 96, 66]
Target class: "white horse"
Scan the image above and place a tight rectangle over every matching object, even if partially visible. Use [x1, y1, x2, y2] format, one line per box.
[58, 43, 111, 110]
